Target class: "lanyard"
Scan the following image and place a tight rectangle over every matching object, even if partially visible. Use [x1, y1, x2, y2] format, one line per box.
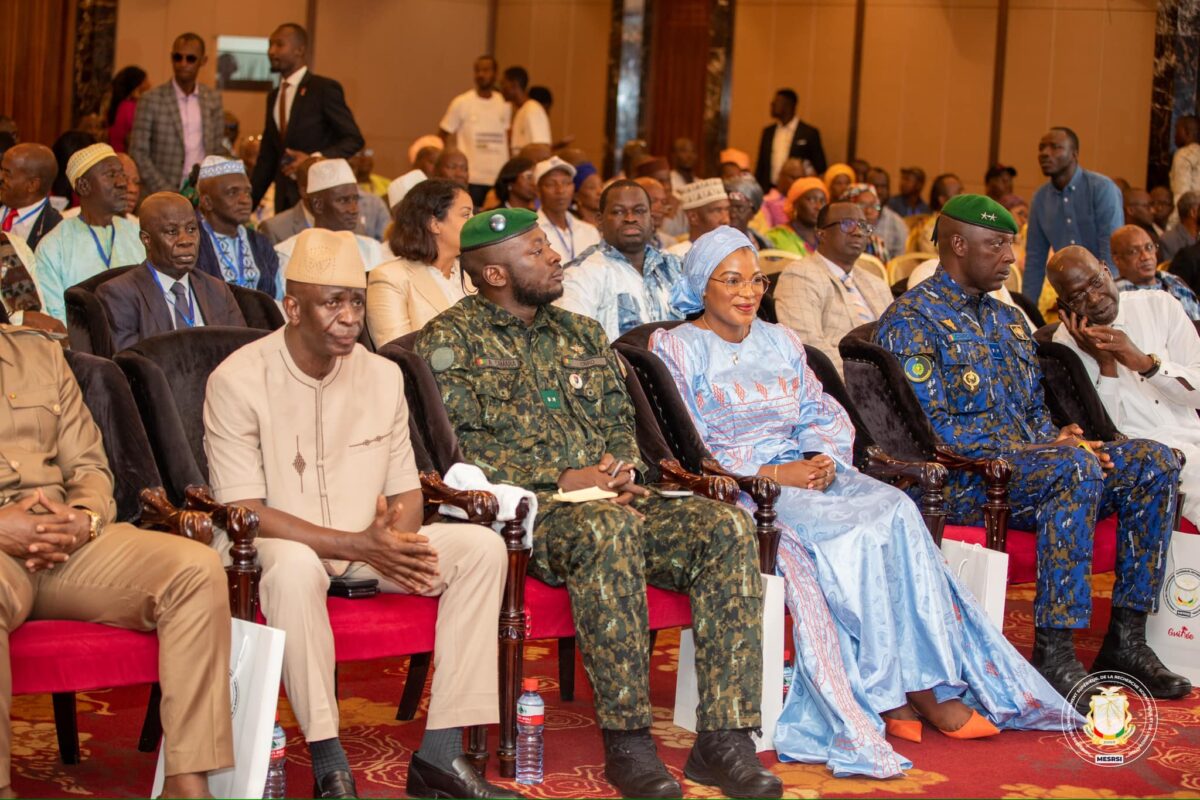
[86, 224, 116, 268]
[549, 217, 575, 261]
[146, 264, 197, 327]
[8, 199, 49, 226]
[202, 220, 245, 283]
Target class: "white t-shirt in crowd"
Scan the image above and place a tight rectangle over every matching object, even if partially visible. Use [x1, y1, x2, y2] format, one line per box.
[510, 99, 551, 154]
[439, 89, 512, 186]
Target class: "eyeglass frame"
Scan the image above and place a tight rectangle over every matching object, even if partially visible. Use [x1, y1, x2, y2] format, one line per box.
[171, 52, 200, 64]
[820, 218, 874, 235]
[707, 274, 771, 293]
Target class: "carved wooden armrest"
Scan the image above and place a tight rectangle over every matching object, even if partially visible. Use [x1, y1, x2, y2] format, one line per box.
[700, 457, 781, 507]
[699, 457, 781, 574]
[183, 485, 261, 540]
[933, 445, 1012, 551]
[179, 485, 261, 621]
[866, 445, 948, 544]
[420, 471, 500, 525]
[658, 458, 738, 504]
[140, 487, 214, 545]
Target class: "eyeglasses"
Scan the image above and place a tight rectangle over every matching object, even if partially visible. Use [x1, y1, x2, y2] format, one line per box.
[821, 218, 874, 235]
[709, 275, 770, 293]
[171, 53, 199, 64]
[1061, 271, 1110, 309]
[1117, 241, 1157, 259]
[856, 202, 882, 213]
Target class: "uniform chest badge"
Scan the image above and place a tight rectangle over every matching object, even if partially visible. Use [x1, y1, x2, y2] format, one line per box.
[568, 373, 583, 389]
[1008, 323, 1030, 341]
[962, 370, 982, 390]
[904, 355, 933, 383]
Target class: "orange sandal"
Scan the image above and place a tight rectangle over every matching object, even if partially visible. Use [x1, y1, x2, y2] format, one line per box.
[884, 716, 923, 743]
[936, 709, 1000, 740]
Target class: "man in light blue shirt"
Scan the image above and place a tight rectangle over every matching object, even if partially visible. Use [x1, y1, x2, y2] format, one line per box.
[33, 143, 145, 322]
[1024, 126, 1123, 303]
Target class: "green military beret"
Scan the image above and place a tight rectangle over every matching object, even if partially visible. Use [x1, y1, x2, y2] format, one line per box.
[460, 208, 539, 253]
[932, 194, 1018, 243]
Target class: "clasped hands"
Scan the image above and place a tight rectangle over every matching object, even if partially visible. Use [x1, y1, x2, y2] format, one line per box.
[558, 453, 648, 507]
[0, 489, 92, 573]
[1030, 423, 1114, 471]
[764, 454, 837, 492]
[356, 495, 440, 593]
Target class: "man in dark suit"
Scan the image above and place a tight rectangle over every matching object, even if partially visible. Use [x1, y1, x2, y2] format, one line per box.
[128, 33, 227, 194]
[195, 156, 279, 299]
[0, 143, 62, 249]
[754, 89, 827, 192]
[250, 23, 364, 214]
[97, 192, 245, 351]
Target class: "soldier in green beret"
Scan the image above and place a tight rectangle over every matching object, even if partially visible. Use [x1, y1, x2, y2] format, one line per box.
[417, 207, 782, 799]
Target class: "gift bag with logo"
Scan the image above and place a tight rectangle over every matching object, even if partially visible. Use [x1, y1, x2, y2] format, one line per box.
[674, 573, 784, 753]
[1148, 531, 1200, 685]
[940, 538, 1008, 631]
[151, 619, 287, 798]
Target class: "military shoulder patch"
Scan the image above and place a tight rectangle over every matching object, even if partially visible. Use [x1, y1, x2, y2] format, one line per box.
[429, 346, 456, 372]
[904, 355, 934, 383]
[1008, 323, 1029, 341]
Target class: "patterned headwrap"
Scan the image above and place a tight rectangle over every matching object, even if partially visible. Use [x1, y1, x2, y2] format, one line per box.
[671, 225, 755, 315]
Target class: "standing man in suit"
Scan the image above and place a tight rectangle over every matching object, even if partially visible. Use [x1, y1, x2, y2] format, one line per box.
[0, 143, 61, 250]
[97, 192, 245, 351]
[754, 89, 826, 193]
[250, 23, 365, 215]
[129, 33, 226, 195]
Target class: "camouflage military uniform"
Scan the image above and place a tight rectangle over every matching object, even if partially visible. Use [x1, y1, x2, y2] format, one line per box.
[875, 266, 1178, 629]
[417, 294, 763, 731]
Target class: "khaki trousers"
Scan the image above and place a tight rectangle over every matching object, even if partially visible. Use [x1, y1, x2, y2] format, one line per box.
[215, 521, 505, 741]
[0, 524, 234, 787]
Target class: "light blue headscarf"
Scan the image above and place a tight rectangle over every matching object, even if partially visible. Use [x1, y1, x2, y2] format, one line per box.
[671, 226, 756, 315]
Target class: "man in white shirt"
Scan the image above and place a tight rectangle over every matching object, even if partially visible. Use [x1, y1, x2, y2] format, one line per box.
[275, 159, 384, 298]
[666, 179, 730, 259]
[500, 66, 550, 156]
[534, 157, 600, 263]
[1048, 244, 1200, 522]
[1172, 115, 1200, 221]
[439, 55, 512, 208]
[557, 179, 684, 341]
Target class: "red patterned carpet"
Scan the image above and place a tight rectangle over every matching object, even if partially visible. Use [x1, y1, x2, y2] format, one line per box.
[10, 574, 1200, 798]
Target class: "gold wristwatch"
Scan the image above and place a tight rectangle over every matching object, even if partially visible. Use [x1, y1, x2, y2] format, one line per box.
[80, 509, 103, 542]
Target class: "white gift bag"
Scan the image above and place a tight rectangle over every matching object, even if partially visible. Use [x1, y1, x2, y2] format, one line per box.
[1148, 531, 1200, 685]
[151, 619, 287, 799]
[674, 573, 784, 753]
[941, 538, 1008, 631]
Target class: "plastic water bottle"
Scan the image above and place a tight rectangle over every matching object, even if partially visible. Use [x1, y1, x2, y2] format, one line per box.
[262, 717, 287, 798]
[782, 648, 794, 704]
[515, 677, 545, 785]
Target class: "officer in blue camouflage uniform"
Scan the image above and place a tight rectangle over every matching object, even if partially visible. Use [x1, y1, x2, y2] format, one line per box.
[416, 208, 781, 800]
[875, 194, 1190, 709]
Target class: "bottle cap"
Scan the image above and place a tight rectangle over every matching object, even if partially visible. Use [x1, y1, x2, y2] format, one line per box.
[522, 677, 539, 692]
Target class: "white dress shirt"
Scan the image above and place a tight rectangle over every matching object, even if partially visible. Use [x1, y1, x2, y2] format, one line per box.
[536, 208, 600, 264]
[0, 198, 50, 241]
[273, 66, 308, 131]
[1052, 290, 1200, 521]
[426, 263, 466, 305]
[770, 116, 799, 186]
[155, 270, 207, 329]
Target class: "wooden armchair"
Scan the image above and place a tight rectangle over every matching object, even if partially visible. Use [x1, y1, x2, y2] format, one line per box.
[10, 350, 258, 767]
[838, 322, 1012, 550]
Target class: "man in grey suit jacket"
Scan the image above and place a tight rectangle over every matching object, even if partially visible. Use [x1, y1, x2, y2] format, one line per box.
[129, 33, 226, 194]
[97, 193, 245, 351]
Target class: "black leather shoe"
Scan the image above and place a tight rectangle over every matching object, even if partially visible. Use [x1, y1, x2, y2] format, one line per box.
[1032, 626, 1094, 714]
[406, 753, 522, 799]
[313, 769, 359, 799]
[684, 729, 782, 799]
[602, 728, 681, 798]
[1091, 607, 1192, 700]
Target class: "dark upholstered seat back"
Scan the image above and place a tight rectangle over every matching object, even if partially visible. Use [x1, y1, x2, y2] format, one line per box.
[115, 327, 268, 503]
[838, 322, 936, 463]
[1010, 291, 1046, 329]
[378, 338, 463, 475]
[801, 343, 877, 468]
[64, 349, 161, 522]
[229, 284, 284, 330]
[64, 265, 134, 357]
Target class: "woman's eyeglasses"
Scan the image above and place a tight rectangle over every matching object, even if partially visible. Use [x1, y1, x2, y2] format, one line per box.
[709, 275, 770, 293]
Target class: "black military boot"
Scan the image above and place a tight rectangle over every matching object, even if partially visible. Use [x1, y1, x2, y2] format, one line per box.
[601, 728, 681, 799]
[684, 729, 783, 799]
[1032, 626, 1093, 714]
[1091, 606, 1193, 699]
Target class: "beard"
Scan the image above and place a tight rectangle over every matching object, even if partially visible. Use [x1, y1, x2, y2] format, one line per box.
[511, 275, 563, 307]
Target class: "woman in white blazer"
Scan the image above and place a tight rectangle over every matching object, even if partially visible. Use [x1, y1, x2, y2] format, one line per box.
[367, 178, 474, 346]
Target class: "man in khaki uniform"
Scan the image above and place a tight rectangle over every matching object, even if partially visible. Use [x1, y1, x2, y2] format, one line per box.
[202, 228, 512, 800]
[0, 327, 232, 799]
